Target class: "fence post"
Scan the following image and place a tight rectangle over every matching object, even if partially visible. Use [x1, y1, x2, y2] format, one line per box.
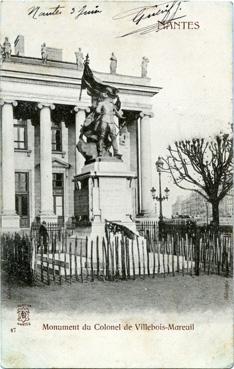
[152, 240, 156, 278]
[40, 236, 44, 283]
[80, 239, 83, 282]
[52, 233, 56, 282]
[131, 239, 136, 280]
[110, 240, 115, 280]
[136, 236, 141, 277]
[26, 235, 33, 285]
[91, 240, 94, 282]
[74, 237, 78, 281]
[46, 238, 50, 285]
[115, 236, 119, 278]
[146, 235, 150, 276]
[106, 237, 110, 280]
[85, 236, 88, 280]
[64, 234, 68, 282]
[142, 239, 146, 279]
[102, 237, 106, 279]
[96, 236, 100, 279]
[121, 235, 126, 280]
[31, 237, 37, 283]
[69, 242, 72, 284]
[126, 237, 130, 279]
[194, 229, 200, 276]
[58, 237, 62, 285]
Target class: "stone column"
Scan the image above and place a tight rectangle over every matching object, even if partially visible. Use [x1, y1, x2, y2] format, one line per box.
[0, 100, 20, 230]
[139, 111, 154, 217]
[38, 103, 57, 222]
[74, 106, 86, 174]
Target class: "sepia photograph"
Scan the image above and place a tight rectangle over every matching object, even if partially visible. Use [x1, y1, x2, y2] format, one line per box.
[0, 1, 233, 368]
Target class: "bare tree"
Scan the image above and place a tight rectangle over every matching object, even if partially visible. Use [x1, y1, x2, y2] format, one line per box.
[162, 131, 233, 226]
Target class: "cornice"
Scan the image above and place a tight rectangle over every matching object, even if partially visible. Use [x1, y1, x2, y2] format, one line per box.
[0, 67, 162, 98]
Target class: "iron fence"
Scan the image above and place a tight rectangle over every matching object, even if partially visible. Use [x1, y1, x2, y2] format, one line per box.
[136, 221, 158, 241]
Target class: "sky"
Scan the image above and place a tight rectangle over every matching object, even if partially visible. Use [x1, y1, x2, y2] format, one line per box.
[0, 0, 232, 216]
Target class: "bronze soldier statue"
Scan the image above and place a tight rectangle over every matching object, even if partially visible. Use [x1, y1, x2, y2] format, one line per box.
[95, 89, 124, 158]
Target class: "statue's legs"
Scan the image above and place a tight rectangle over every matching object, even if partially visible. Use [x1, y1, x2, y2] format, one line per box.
[109, 123, 119, 156]
[98, 121, 120, 158]
[97, 121, 108, 156]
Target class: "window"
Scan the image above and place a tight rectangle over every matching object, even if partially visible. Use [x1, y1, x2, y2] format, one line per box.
[53, 173, 63, 192]
[14, 119, 27, 149]
[53, 173, 64, 223]
[15, 172, 29, 228]
[54, 196, 63, 216]
[15, 172, 28, 193]
[51, 121, 62, 151]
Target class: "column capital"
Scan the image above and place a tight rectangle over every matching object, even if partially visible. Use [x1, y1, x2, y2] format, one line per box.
[74, 106, 89, 113]
[37, 102, 55, 110]
[139, 111, 154, 119]
[0, 99, 17, 107]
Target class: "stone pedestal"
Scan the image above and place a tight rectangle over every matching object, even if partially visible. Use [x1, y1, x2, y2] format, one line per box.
[73, 158, 137, 240]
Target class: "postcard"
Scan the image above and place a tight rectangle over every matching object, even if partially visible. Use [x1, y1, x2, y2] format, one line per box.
[0, 0, 233, 368]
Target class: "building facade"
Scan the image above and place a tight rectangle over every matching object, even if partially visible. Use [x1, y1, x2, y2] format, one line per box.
[172, 191, 233, 225]
[0, 37, 161, 231]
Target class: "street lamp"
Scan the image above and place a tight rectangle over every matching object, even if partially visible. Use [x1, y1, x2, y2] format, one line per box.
[152, 156, 170, 222]
[150, 187, 157, 215]
[150, 157, 170, 239]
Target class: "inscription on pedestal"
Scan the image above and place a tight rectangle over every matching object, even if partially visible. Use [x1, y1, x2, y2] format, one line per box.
[100, 178, 129, 220]
[74, 185, 89, 217]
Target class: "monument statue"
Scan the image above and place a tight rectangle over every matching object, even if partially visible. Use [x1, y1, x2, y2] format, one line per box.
[41, 43, 48, 64]
[96, 91, 123, 157]
[77, 93, 124, 161]
[2, 37, 12, 59]
[75, 48, 84, 71]
[110, 52, 117, 74]
[141, 56, 149, 77]
[73, 55, 139, 243]
[77, 55, 125, 162]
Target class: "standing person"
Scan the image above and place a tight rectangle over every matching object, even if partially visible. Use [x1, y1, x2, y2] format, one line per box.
[39, 221, 49, 253]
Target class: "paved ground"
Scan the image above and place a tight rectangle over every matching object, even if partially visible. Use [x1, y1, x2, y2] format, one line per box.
[2, 271, 232, 314]
[2, 272, 233, 368]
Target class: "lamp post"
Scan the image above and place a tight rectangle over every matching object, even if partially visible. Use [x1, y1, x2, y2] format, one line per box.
[150, 187, 157, 215]
[150, 156, 170, 236]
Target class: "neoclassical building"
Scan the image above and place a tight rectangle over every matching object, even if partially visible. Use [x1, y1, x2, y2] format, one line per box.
[0, 38, 161, 230]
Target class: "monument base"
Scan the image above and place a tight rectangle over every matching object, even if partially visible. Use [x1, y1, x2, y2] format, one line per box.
[70, 157, 142, 253]
[73, 158, 137, 226]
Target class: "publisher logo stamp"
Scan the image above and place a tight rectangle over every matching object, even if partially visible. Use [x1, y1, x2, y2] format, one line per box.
[17, 304, 31, 326]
